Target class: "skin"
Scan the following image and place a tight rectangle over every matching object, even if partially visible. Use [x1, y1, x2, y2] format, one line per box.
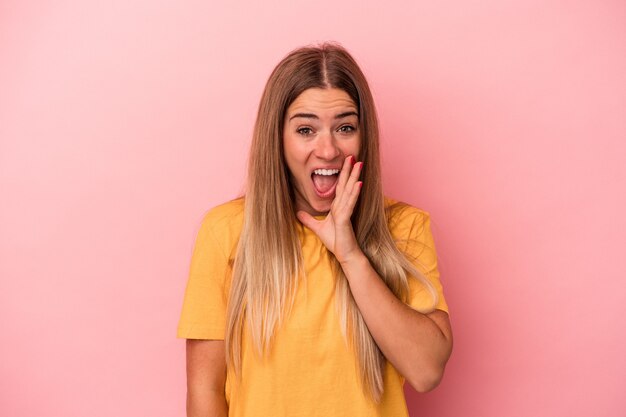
[186, 339, 227, 417]
[283, 87, 361, 216]
[186, 88, 453, 416]
[290, 88, 453, 393]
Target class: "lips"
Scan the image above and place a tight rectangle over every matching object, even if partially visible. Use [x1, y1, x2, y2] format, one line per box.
[311, 173, 339, 198]
[311, 168, 339, 198]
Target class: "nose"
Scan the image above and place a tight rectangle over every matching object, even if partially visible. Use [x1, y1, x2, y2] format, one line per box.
[314, 131, 341, 161]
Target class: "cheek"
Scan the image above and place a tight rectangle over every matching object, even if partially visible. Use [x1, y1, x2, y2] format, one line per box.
[284, 139, 308, 167]
[341, 137, 361, 158]
[282, 138, 303, 177]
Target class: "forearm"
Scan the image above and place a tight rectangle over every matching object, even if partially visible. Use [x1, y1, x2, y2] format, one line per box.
[187, 389, 227, 417]
[186, 339, 228, 417]
[340, 252, 452, 392]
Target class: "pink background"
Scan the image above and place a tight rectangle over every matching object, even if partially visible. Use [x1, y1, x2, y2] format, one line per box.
[1, 1, 625, 416]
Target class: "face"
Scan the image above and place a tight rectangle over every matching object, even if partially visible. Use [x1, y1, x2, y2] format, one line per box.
[283, 87, 361, 216]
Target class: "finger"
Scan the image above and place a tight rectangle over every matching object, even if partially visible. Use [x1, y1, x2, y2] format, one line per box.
[335, 155, 355, 198]
[345, 180, 363, 213]
[350, 161, 363, 183]
[336, 161, 363, 211]
[296, 210, 322, 233]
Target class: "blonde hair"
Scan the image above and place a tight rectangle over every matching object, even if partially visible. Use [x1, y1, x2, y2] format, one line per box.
[225, 43, 438, 402]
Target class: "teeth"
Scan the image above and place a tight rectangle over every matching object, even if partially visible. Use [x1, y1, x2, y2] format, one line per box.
[313, 169, 340, 176]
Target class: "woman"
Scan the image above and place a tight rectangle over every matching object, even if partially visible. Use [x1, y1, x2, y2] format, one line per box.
[178, 43, 452, 417]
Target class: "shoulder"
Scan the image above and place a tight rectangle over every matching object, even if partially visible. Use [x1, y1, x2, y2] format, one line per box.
[195, 198, 245, 258]
[384, 197, 440, 280]
[384, 196, 432, 238]
[201, 197, 245, 231]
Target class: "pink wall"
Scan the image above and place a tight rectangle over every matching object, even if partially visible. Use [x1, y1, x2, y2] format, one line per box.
[1, 1, 624, 416]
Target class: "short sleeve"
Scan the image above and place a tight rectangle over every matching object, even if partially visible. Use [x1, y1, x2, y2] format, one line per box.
[391, 205, 448, 314]
[177, 212, 233, 340]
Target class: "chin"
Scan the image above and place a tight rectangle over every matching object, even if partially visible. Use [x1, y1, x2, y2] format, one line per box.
[313, 205, 331, 215]
[306, 198, 332, 216]
[294, 187, 332, 215]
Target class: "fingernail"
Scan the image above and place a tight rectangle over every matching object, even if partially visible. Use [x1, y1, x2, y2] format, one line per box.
[358, 181, 363, 188]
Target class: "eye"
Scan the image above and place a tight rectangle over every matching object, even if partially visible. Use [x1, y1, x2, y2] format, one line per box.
[297, 127, 313, 136]
[338, 125, 356, 133]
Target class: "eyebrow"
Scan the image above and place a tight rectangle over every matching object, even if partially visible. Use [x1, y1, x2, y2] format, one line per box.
[288, 111, 359, 121]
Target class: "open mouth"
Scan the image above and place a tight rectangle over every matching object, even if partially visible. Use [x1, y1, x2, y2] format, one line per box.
[311, 168, 340, 198]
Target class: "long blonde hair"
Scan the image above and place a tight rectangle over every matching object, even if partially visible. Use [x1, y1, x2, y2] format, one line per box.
[225, 43, 438, 402]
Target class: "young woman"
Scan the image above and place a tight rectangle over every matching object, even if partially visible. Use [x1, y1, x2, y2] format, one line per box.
[178, 43, 453, 417]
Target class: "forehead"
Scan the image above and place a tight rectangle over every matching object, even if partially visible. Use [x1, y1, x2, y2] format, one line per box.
[286, 88, 357, 116]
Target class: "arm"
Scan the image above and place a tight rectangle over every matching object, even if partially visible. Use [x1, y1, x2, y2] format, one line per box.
[340, 254, 452, 392]
[186, 339, 228, 417]
[297, 156, 452, 392]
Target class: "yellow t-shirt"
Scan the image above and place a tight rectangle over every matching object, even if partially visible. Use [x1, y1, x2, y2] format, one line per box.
[178, 197, 448, 417]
